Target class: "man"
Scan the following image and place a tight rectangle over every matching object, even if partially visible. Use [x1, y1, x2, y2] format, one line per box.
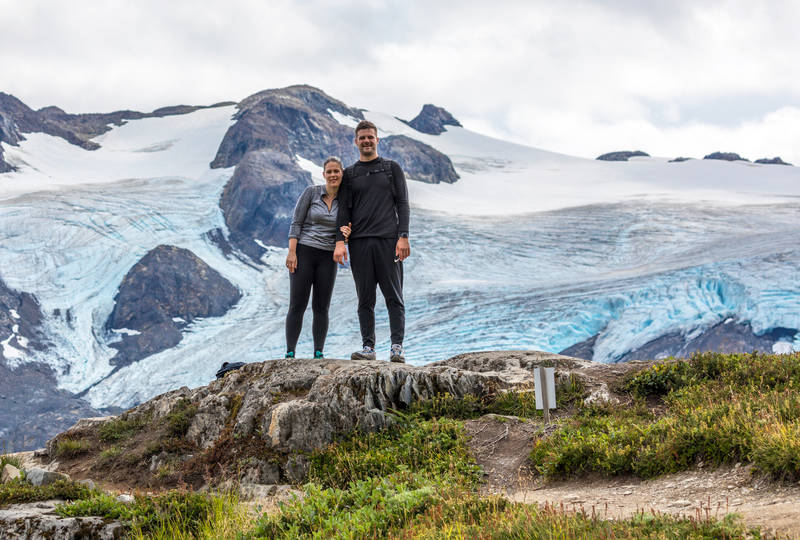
[334, 120, 410, 362]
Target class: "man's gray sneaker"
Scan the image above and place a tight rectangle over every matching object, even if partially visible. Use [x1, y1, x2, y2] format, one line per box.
[390, 344, 405, 363]
[351, 346, 376, 360]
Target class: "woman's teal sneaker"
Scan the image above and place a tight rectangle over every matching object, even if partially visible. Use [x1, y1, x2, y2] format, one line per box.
[314, 350, 324, 359]
[285, 351, 295, 359]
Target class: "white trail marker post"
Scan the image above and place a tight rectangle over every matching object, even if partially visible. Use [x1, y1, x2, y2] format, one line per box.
[534, 367, 556, 423]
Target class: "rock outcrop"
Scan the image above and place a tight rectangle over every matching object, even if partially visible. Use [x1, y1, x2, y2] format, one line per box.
[755, 156, 792, 166]
[218, 149, 312, 258]
[703, 151, 749, 162]
[0, 277, 47, 360]
[560, 320, 798, 362]
[0, 500, 124, 540]
[669, 156, 692, 163]
[382, 135, 459, 184]
[44, 352, 596, 488]
[405, 104, 462, 135]
[210, 85, 363, 169]
[105, 245, 241, 366]
[596, 151, 650, 161]
[0, 91, 233, 153]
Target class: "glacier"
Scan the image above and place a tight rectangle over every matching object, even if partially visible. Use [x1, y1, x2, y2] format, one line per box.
[2, 105, 800, 409]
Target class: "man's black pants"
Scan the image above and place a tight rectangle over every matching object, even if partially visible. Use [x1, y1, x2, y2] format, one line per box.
[349, 237, 404, 348]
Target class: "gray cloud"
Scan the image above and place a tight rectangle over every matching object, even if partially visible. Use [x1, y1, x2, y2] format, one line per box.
[2, 0, 800, 164]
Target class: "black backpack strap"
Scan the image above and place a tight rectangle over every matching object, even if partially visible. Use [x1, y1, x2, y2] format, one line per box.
[344, 164, 356, 209]
[380, 158, 397, 204]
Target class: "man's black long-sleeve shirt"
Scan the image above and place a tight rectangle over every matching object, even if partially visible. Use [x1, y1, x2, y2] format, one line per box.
[336, 157, 410, 241]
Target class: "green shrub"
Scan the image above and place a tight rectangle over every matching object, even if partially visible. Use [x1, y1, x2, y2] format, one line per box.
[623, 360, 691, 397]
[164, 398, 198, 438]
[0, 453, 22, 471]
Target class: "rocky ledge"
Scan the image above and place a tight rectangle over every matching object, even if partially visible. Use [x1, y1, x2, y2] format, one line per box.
[596, 150, 650, 161]
[105, 245, 241, 367]
[703, 151, 749, 162]
[41, 351, 609, 490]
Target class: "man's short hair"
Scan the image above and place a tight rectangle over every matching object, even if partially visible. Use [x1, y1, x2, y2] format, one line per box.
[355, 120, 377, 136]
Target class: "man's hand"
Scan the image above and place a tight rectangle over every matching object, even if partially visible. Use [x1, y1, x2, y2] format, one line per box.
[395, 237, 410, 261]
[333, 241, 348, 264]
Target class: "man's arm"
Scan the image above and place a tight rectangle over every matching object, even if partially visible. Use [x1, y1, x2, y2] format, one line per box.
[392, 162, 411, 261]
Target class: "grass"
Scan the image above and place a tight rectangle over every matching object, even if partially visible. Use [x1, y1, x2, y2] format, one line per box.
[1, 453, 23, 471]
[0, 478, 95, 506]
[531, 351, 800, 480]
[98, 412, 150, 443]
[53, 437, 93, 458]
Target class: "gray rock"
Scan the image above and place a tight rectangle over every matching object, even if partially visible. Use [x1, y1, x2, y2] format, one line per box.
[381, 135, 459, 184]
[105, 245, 241, 366]
[703, 151, 749, 162]
[755, 156, 792, 166]
[596, 151, 650, 161]
[2, 463, 21, 483]
[669, 156, 692, 163]
[405, 104, 462, 135]
[218, 149, 312, 258]
[0, 500, 124, 540]
[211, 85, 363, 169]
[115, 494, 135, 504]
[77, 478, 96, 490]
[26, 467, 69, 486]
[560, 320, 798, 362]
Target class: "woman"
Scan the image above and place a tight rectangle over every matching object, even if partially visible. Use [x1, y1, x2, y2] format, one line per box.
[285, 156, 350, 359]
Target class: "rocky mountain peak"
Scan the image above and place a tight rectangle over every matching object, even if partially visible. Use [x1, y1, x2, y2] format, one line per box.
[406, 104, 462, 135]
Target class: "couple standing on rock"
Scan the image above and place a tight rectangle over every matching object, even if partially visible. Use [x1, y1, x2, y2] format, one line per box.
[285, 120, 411, 363]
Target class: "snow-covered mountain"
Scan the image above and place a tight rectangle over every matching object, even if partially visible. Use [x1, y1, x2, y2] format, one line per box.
[2, 86, 800, 449]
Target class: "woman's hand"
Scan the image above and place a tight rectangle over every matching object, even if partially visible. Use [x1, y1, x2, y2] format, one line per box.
[286, 251, 298, 273]
[340, 222, 352, 241]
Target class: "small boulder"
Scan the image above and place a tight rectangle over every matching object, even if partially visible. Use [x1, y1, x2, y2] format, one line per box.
[596, 151, 650, 161]
[116, 493, 135, 504]
[1, 464, 21, 483]
[703, 151, 749, 162]
[26, 467, 69, 486]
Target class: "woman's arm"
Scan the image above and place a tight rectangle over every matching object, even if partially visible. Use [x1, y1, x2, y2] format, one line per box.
[286, 238, 298, 273]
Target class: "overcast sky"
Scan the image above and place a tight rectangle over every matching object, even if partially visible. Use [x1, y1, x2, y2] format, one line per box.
[3, 0, 800, 163]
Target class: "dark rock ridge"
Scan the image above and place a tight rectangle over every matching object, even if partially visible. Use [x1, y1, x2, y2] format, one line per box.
[596, 151, 650, 161]
[0, 276, 47, 360]
[755, 156, 792, 166]
[703, 151, 749, 162]
[560, 319, 797, 362]
[0, 91, 233, 156]
[219, 150, 312, 258]
[45, 352, 599, 488]
[382, 135, 459, 184]
[210, 85, 364, 169]
[1, 277, 104, 452]
[404, 104, 462, 135]
[669, 156, 692, 163]
[106, 245, 241, 366]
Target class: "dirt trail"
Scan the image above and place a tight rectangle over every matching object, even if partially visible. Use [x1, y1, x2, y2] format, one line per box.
[465, 416, 800, 539]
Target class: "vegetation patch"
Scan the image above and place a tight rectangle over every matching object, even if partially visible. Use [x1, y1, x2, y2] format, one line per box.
[0, 478, 94, 506]
[0, 453, 22, 471]
[532, 352, 800, 480]
[164, 398, 198, 438]
[99, 413, 150, 443]
[54, 437, 93, 458]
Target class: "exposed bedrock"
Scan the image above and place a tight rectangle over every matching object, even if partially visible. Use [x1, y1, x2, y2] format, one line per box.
[755, 156, 792, 166]
[47, 352, 598, 486]
[105, 245, 241, 367]
[703, 151, 749, 162]
[0, 91, 233, 153]
[404, 104, 462, 135]
[596, 150, 650, 161]
[210, 85, 363, 169]
[560, 319, 798, 362]
[381, 135, 460, 184]
[219, 149, 312, 258]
